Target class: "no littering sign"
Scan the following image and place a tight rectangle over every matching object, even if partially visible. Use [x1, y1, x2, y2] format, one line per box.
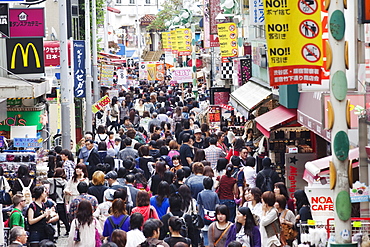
[298, 0, 318, 15]
[302, 43, 321, 63]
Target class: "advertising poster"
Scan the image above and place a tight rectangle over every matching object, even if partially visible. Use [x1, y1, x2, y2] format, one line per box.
[217, 23, 238, 62]
[73, 40, 86, 98]
[176, 28, 191, 56]
[350, 181, 369, 203]
[249, 0, 264, 25]
[209, 0, 221, 47]
[44, 41, 71, 67]
[171, 67, 192, 83]
[203, 0, 210, 48]
[100, 64, 114, 87]
[209, 106, 221, 123]
[171, 30, 178, 55]
[265, 0, 323, 86]
[147, 63, 156, 81]
[155, 62, 165, 81]
[92, 95, 111, 113]
[9, 8, 45, 37]
[162, 32, 171, 51]
[139, 62, 148, 80]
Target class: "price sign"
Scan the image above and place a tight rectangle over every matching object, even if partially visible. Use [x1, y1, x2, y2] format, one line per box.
[209, 106, 221, 123]
[92, 95, 111, 113]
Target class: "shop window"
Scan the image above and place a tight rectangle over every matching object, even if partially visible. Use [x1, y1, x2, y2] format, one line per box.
[116, 0, 122, 4]
[145, 0, 150, 4]
[129, 0, 135, 4]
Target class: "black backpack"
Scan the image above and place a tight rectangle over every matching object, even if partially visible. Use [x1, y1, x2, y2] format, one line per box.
[168, 213, 188, 237]
[108, 215, 128, 231]
[49, 179, 65, 202]
[261, 170, 274, 192]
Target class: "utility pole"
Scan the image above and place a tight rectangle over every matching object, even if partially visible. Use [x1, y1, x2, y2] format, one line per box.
[59, 0, 71, 149]
[85, 0, 93, 132]
[92, 0, 100, 102]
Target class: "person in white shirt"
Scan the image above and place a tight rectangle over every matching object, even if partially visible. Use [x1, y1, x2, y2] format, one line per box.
[126, 213, 146, 247]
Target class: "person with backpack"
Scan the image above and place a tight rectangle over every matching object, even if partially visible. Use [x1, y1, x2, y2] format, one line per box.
[138, 219, 169, 247]
[255, 158, 281, 193]
[12, 165, 35, 205]
[197, 177, 220, 247]
[8, 194, 26, 229]
[102, 198, 130, 241]
[164, 216, 192, 247]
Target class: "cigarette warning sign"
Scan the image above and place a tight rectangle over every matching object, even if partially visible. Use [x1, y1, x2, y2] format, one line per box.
[265, 0, 323, 86]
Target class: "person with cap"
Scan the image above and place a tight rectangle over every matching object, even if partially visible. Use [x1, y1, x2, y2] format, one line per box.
[117, 138, 139, 161]
[255, 158, 281, 193]
[68, 182, 98, 222]
[104, 171, 133, 208]
[193, 128, 205, 149]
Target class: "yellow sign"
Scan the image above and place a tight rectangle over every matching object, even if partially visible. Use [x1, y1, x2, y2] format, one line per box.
[353, 221, 362, 227]
[11, 43, 41, 69]
[147, 63, 156, 81]
[92, 95, 111, 113]
[264, 0, 323, 86]
[171, 30, 178, 55]
[217, 23, 238, 62]
[162, 32, 171, 52]
[307, 220, 316, 226]
[176, 28, 191, 56]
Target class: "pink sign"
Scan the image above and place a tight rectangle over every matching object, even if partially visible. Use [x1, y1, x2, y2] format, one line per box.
[9, 8, 45, 37]
[44, 41, 72, 67]
[171, 67, 192, 82]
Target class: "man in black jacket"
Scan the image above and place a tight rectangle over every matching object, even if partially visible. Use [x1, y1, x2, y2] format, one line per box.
[86, 139, 100, 179]
[255, 157, 281, 193]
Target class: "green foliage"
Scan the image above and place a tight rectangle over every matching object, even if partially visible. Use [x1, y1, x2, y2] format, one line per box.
[78, 0, 105, 40]
[147, 0, 182, 31]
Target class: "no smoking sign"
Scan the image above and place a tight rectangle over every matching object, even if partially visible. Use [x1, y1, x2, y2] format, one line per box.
[298, 0, 318, 15]
[301, 43, 321, 62]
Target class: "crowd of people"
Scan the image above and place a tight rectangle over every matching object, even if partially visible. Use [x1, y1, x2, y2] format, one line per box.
[1, 84, 313, 247]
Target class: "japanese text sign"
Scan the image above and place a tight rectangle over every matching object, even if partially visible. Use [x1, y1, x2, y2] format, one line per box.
[92, 95, 111, 113]
[0, 4, 9, 37]
[209, 0, 221, 47]
[100, 64, 114, 87]
[209, 106, 221, 123]
[139, 61, 148, 80]
[73, 40, 86, 98]
[217, 23, 238, 62]
[162, 32, 171, 51]
[264, 0, 323, 86]
[176, 28, 191, 56]
[13, 138, 42, 148]
[44, 41, 71, 67]
[250, 0, 264, 25]
[171, 30, 178, 55]
[171, 67, 192, 82]
[9, 8, 45, 37]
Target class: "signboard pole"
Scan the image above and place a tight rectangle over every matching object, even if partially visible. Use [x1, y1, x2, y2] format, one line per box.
[92, 0, 100, 102]
[85, 0, 93, 132]
[59, 0, 71, 149]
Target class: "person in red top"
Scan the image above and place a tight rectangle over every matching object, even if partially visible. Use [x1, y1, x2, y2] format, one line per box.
[215, 164, 238, 223]
[225, 138, 245, 162]
[216, 132, 229, 154]
[131, 190, 159, 223]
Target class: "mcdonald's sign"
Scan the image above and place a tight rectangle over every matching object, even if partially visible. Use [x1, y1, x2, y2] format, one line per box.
[6, 38, 44, 74]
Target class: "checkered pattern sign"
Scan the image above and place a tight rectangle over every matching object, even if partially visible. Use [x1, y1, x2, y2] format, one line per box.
[220, 62, 233, 80]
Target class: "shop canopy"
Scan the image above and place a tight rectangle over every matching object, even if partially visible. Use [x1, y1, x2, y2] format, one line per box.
[303, 147, 359, 184]
[230, 80, 272, 118]
[0, 77, 50, 98]
[255, 106, 297, 138]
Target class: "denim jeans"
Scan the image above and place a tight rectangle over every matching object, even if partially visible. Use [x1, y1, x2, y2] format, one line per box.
[220, 199, 236, 222]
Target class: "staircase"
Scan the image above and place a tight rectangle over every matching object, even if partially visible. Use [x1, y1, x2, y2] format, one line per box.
[143, 50, 164, 61]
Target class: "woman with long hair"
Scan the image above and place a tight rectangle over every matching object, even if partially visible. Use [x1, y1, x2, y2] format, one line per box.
[150, 181, 170, 219]
[174, 122, 183, 143]
[169, 155, 182, 174]
[64, 164, 89, 204]
[103, 198, 130, 240]
[177, 184, 194, 214]
[208, 205, 233, 247]
[216, 131, 228, 153]
[294, 190, 312, 244]
[225, 138, 244, 161]
[131, 190, 159, 223]
[274, 182, 295, 212]
[109, 96, 120, 132]
[47, 168, 69, 235]
[12, 164, 36, 201]
[225, 207, 261, 247]
[215, 164, 238, 223]
[242, 187, 263, 224]
[119, 100, 129, 126]
[95, 125, 108, 144]
[168, 140, 180, 159]
[136, 145, 155, 181]
[135, 99, 145, 117]
[68, 200, 102, 246]
[193, 149, 206, 163]
[150, 161, 167, 195]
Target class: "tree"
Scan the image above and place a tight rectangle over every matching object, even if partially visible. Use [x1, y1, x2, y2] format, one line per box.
[147, 0, 183, 31]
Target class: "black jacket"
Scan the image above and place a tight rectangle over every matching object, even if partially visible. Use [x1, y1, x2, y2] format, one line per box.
[255, 168, 281, 193]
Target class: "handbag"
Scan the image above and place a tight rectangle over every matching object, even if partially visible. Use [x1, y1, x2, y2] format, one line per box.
[265, 209, 281, 238]
[95, 220, 102, 247]
[280, 210, 298, 242]
[45, 223, 56, 241]
[190, 200, 204, 229]
[0, 176, 12, 205]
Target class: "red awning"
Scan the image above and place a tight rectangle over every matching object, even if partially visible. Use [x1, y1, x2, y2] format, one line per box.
[107, 6, 121, 14]
[255, 106, 297, 138]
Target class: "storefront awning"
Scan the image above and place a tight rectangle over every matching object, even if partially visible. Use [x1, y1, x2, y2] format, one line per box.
[255, 106, 297, 138]
[303, 147, 359, 183]
[0, 77, 50, 98]
[230, 81, 272, 117]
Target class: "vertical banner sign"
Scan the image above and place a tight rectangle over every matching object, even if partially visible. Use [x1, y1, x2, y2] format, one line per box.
[203, 0, 211, 48]
[162, 32, 171, 51]
[217, 23, 238, 62]
[209, 0, 221, 47]
[6, 38, 44, 74]
[0, 4, 9, 37]
[147, 63, 156, 81]
[171, 30, 178, 55]
[73, 40, 86, 98]
[117, 68, 127, 86]
[100, 64, 114, 87]
[177, 28, 191, 56]
[139, 62, 148, 80]
[155, 62, 165, 81]
[265, 0, 322, 86]
[249, 0, 264, 25]
[9, 8, 45, 37]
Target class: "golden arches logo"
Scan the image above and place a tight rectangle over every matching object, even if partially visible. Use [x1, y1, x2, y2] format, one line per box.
[11, 43, 41, 69]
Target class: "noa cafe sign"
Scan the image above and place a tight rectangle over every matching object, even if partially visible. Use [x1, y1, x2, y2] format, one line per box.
[310, 196, 334, 211]
[0, 110, 43, 131]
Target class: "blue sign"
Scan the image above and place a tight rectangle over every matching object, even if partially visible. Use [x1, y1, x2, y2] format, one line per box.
[13, 138, 42, 148]
[0, 136, 4, 148]
[73, 40, 86, 98]
[0, 0, 25, 2]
